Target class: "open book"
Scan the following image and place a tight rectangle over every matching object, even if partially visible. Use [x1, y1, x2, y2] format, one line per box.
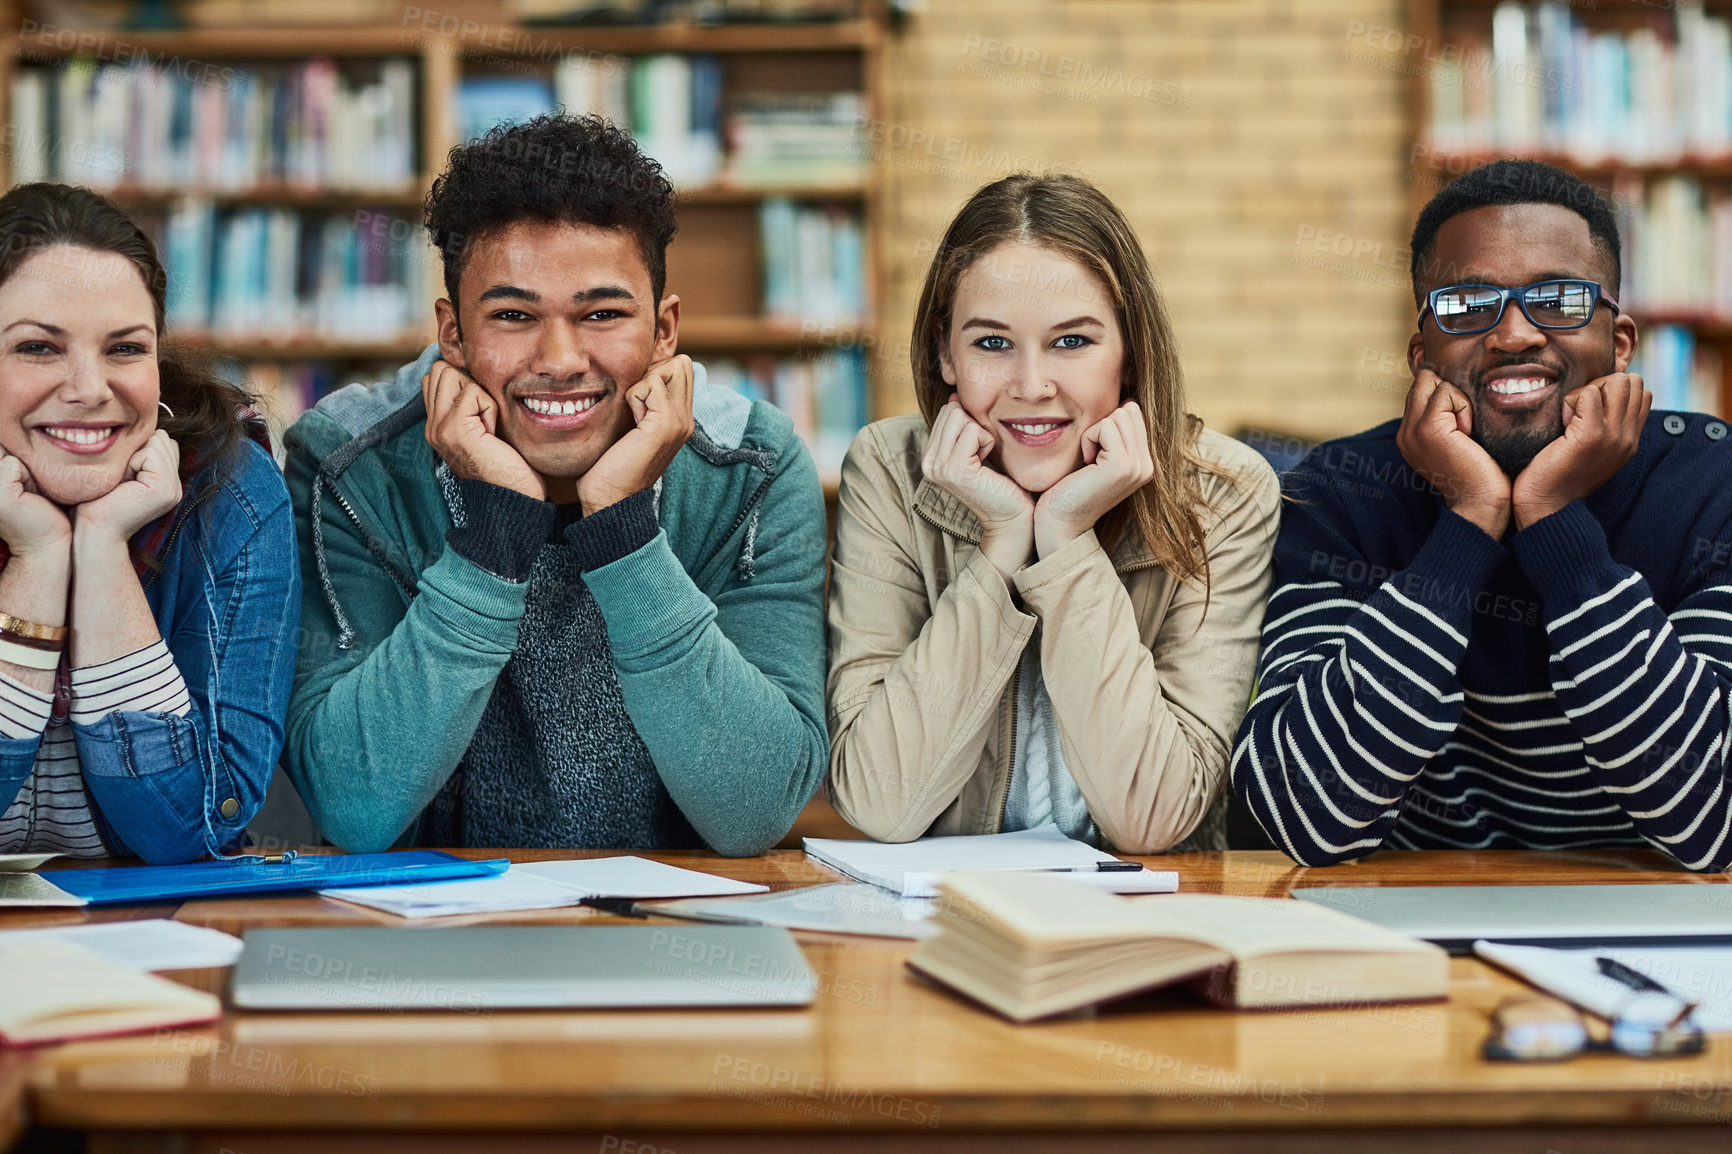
[0, 853, 83, 907]
[909, 872, 1449, 1021]
[0, 939, 220, 1045]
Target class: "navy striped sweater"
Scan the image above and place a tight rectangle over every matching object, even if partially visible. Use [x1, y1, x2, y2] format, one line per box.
[1231, 411, 1732, 871]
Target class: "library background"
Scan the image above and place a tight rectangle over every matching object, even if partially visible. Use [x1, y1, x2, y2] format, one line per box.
[0, 0, 1725, 839]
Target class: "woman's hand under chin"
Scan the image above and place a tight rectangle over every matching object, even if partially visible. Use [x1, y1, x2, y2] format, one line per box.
[1034, 401, 1155, 559]
[922, 397, 1035, 577]
[72, 429, 182, 547]
[0, 447, 71, 558]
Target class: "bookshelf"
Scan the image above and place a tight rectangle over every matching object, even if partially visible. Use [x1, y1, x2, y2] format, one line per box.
[0, 4, 887, 489]
[1406, 0, 1732, 418]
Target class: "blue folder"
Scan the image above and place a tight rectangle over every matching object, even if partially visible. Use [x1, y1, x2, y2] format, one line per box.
[39, 851, 509, 906]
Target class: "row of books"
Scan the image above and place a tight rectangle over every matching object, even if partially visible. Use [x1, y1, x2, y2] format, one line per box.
[459, 56, 864, 188]
[760, 198, 865, 325]
[1428, 1, 1732, 163]
[9, 58, 417, 193]
[507, 0, 860, 21]
[707, 350, 866, 479]
[1614, 176, 1732, 320]
[158, 200, 433, 344]
[1631, 324, 1723, 417]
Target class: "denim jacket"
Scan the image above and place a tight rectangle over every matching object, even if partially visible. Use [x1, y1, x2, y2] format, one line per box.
[0, 438, 301, 863]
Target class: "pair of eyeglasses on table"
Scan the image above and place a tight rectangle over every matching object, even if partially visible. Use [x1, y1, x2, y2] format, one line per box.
[1485, 956, 1706, 1062]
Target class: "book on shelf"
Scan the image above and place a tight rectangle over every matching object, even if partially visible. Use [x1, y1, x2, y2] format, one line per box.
[907, 872, 1449, 1023]
[1428, 1, 1732, 165]
[9, 56, 416, 193]
[1631, 324, 1723, 417]
[465, 54, 724, 186]
[158, 199, 432, 346]
[726, 92, 867, 187]
[706, 349, 866, 481]
[759, 197, 865, 324]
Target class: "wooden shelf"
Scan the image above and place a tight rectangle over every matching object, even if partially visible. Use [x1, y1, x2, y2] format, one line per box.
[1419, 149, 1732, 182]
[453, 19, 879, 56]
[679, 317, 862, 352]
[676, 182, 864, 205]
[3, 9, 889, 429]
[1411, 0, 1732, 414]
[171, 336, 431, 362]
[9, 19, 877, 62]
[103, 184, 427, 209]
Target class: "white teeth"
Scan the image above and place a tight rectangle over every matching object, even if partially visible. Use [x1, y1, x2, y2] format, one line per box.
[41, 427, 110, 445]
[1488, 378, 1549, 396]
[521, 396, 598, 416]
[1009, 422, 1060, 435]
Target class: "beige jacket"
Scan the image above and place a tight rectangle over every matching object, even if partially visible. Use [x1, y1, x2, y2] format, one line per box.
[825, 414, 1281, 852]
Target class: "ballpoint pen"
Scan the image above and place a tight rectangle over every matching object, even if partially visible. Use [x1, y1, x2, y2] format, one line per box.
[1595, 955, 1689, 1002]
[1046, 861, 1145, 873]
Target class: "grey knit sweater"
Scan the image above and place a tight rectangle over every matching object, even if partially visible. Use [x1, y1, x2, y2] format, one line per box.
[414, 468, 700, 849]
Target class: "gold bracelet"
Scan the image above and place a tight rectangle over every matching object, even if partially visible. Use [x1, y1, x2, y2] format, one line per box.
[0, 611, 66, 643]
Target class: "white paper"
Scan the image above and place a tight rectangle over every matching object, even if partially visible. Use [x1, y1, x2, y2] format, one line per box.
[650, 883, 941, 940]
[0, 872, 85, 906]
[804, 826, 1127, 896]
[1476, 941, 1732, 1032]
[512, 856, 767, 899]
[903, 866, 1181, 897]
[320, 869, 592, 919]
[318, 856, 766, 919]
[0, 919, 242, 971]
[0, 853, 61, 873]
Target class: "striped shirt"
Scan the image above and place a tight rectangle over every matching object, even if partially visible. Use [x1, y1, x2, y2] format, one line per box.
[1231, 412, 1732, 871]
[0, 640, 193, 856]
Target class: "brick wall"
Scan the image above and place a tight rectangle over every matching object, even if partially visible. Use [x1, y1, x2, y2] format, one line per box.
[874, 0, 1416, 444]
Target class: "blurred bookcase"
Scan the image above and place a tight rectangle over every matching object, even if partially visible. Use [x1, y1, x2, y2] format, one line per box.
[0, 1, 886, 489]
[1406, 0, 1732, 418]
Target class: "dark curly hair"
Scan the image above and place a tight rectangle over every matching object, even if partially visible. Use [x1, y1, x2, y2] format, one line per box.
[1410, 159, 1621, 305]
[423, 114, 678, 310]
[0, 183, 257, 477]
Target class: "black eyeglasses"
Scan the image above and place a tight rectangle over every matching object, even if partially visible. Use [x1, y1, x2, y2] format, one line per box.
[1483, 994, 1705, 1062]
[1421, 279, 1619, 335]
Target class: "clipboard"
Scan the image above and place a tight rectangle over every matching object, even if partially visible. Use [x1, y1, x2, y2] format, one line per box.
[39, 851, 509, 906]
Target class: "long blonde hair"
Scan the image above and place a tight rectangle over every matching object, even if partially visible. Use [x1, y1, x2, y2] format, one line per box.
[911, 172, 1235, 584]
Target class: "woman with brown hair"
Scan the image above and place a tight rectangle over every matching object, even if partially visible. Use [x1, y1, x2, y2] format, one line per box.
[826, 173, 1279, 852]
[0, 183, 298, 863]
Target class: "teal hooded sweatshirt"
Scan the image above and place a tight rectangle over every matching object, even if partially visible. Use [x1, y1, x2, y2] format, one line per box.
[282, 345, 830, 856]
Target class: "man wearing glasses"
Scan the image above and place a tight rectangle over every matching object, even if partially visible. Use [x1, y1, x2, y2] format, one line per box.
[1231, 158, 1732, 871]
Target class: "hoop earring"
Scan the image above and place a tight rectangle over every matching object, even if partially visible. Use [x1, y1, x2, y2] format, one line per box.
[158, 401, 174, 420]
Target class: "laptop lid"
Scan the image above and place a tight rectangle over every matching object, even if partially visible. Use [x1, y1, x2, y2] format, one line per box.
[231, 925, 816, 1010]
[1291, 884, 1732, 954]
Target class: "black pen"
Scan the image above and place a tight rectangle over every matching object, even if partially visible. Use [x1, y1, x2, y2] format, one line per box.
[1596, 955, 1683, 999]
[584, 897, 648, 918]
[1049, 861, 1144, 873]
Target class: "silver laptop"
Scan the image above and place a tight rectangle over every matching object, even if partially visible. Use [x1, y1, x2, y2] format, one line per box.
[1292, 884, 1732, 954]
[231, 925, 815, 1010]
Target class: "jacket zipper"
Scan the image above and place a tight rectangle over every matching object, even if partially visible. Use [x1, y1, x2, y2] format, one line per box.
[995, 663, 1018, 832]
[139, 486, 218, 591]
[327, 477, 417, 599]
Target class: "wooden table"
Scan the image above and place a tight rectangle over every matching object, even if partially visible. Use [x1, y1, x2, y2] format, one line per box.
[8, 848, 1732, 1154]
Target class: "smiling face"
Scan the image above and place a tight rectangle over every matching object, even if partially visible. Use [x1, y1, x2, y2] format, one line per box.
[939, 242, 1126, 494]
[1409, 203, 1637, 476]
[0, 244, 159, 506]
[435, 219, 678, 503]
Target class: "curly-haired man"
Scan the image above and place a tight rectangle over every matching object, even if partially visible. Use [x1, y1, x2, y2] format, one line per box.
[282, 115, 829, 855]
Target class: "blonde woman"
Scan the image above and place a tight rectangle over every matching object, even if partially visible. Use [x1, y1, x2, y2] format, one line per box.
[826, 173, 1280, 852]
